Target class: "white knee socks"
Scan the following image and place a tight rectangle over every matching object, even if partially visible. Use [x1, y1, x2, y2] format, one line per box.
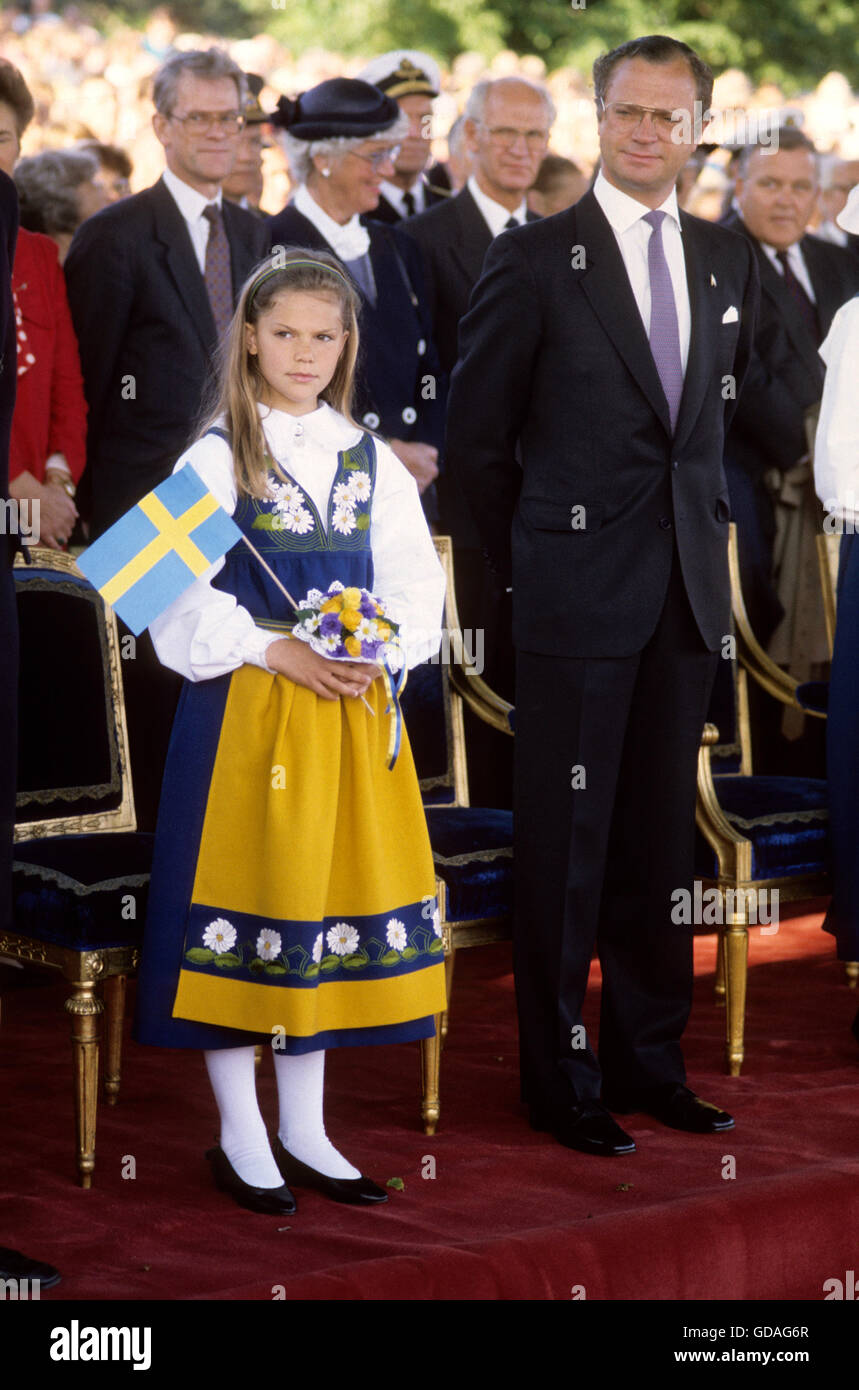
[203, 1046, 284, 1189]
[273, 1049, 360, 1179]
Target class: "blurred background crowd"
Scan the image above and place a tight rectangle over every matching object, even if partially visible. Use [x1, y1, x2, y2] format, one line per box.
[3, 3, 859, 225]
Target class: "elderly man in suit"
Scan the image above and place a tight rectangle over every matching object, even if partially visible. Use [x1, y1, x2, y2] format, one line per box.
[64, 48, 269, 830]
[446, 36, 758, 1156]
[723, 129, 859, 646]
[65, 48, 268, 537]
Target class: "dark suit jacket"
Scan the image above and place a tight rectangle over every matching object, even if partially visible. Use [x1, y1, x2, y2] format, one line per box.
[364, 178, 448, 227]
[0, 170, 19, 934]
[266, 203, 446, 456]
[405, 186, 539, 547]
[404, 185, 540, 375]
[65, 176, 268, 536]
[722, 214, 859, 637]
[445, 189, 759, 658]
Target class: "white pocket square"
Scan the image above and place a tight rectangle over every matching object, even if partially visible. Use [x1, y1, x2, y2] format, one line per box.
[722, 306, 739, 324]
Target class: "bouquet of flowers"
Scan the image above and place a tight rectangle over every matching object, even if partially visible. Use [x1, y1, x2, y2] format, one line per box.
[291, 581, 402, 664]
[290, 582, 406, 768]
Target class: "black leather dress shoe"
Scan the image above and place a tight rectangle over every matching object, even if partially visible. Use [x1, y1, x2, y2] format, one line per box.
[273, 1137, 388, 1204]
[529, 1100, 636, 1156]
[205, 1145, 297, 1214]
[0, 1246, 61, 1288]
[603, 1083, 734, 1133]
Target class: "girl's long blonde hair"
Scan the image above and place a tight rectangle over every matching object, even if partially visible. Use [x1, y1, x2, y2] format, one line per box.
[197, 247, 362, 498]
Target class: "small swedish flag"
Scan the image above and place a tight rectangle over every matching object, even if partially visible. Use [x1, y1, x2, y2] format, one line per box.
[78, 467, 243, 635]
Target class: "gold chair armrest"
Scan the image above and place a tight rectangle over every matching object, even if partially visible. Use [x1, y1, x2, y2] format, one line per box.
[696, 723, 752, 882]
[728, 523, 823, 717]
[450, 658, 514, 736]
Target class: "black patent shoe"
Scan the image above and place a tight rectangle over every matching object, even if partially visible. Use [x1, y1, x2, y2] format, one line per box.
[205, 1145, 297, 1214]
[273, 1137, 388, 1204]
[529, 1100, 637, 1156]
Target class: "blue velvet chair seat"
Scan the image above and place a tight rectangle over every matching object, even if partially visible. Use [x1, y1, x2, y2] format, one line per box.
[695, 776, 828, 880]
[424, 807, 512, 923]
[12, 832, 154, 950]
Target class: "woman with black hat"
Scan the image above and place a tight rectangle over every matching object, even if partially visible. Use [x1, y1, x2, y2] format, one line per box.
[267, 77, 446, 520]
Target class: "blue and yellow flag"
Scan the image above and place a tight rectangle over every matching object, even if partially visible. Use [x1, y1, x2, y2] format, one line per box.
[78, 467, 242, 635]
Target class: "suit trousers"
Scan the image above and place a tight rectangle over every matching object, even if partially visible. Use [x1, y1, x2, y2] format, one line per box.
[513, 547, 719, 1113]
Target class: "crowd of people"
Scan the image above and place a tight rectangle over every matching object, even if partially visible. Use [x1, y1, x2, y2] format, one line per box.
[2, 15, 859, 1256]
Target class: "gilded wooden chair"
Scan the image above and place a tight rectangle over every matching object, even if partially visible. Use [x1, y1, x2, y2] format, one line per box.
[695, 524, 831, 1076]
[403, 537, 514, 1133]
[3, 549, 154, 1185]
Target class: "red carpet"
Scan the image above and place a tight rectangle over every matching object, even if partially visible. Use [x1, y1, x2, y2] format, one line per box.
[2, 906, 858, 1301]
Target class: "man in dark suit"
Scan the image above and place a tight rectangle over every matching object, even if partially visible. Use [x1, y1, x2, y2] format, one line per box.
[446, 36, 758, 1156]
[723, 129, 859, 644]
[406, 78, 551, 807]
[64, 49, 268, 830]
[65, 48, 269, 538]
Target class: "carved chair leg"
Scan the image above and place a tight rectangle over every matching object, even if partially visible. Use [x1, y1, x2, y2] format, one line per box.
[65, 980, 103, 1188]
[440, 946, 456, 1044]
[846, 961, 858, 989]
[715, 929, 726, 1000]
[420, 1019, 442, 1136]
[103, 974, 126, 1106]
[723, 915, 749, 1077]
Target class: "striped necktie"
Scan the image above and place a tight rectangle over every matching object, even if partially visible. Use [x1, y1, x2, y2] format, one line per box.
[202, 203, 233, 340]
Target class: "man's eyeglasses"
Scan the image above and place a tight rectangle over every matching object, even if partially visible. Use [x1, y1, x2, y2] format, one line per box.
[168, 110, 245, 134]
[478, 124, 549, 151]
[597, 99, 689, 140]
[348, 144, 401, 170]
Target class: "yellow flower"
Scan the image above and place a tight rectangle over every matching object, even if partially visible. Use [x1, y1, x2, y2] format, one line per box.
[374, 602, 384, 614]
[341, 608, 361, 631]
[341, 587, 362, 607]
[320, 596, 343, 614]
[345, 635, 362, 657]
[377, 623, 391, 640]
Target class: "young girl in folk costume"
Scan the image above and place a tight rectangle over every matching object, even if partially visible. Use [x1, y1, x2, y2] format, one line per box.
[133, 249, 447, 1213]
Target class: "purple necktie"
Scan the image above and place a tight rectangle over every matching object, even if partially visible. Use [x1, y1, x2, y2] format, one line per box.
[643, 209, 683, 432]
[202, 203, 233, 340]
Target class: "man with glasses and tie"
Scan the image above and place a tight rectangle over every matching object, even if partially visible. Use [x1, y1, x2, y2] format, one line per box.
[64, 49, 268, 829]
[721, 128, 859, 650]
[446, 36, 758, 1156]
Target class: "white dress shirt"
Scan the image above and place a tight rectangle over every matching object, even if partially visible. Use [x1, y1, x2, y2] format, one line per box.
[593, 169, 692, 372]
[467, 174, 527, 237]
[149, 402, 445, 681]
[760, 239, 817, 303]
[162, 166, 223, 275]
[814, 297, 859, 523]
[379, 179, 429, 217]
[292, 182, 370, 261]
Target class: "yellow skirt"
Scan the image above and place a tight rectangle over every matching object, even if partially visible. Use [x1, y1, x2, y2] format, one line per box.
[168, 664, 447, 1045]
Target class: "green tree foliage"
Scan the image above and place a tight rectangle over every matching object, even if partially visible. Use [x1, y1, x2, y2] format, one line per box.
[100, 0, 859, 92]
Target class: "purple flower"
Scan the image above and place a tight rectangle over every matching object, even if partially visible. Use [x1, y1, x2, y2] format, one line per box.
[359, 594, 377, 618]
[361, 640, 380, 659]
[319, 613, 341, 637]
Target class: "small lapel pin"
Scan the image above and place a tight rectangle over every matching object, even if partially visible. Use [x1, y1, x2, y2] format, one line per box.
[710, 273, 717, 287]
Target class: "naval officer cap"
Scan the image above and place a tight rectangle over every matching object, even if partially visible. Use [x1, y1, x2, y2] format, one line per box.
[270, 77, 401, 140]
[357, 51, 441, 100]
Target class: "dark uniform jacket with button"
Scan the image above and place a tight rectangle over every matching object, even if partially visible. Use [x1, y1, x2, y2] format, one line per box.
[0, 169, 19, 936]
[445, 189, 759, 658]
[266, 204, 446, 458]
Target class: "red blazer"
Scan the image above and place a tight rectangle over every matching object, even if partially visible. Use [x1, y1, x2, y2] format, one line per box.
[10, 228, 87, 482]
